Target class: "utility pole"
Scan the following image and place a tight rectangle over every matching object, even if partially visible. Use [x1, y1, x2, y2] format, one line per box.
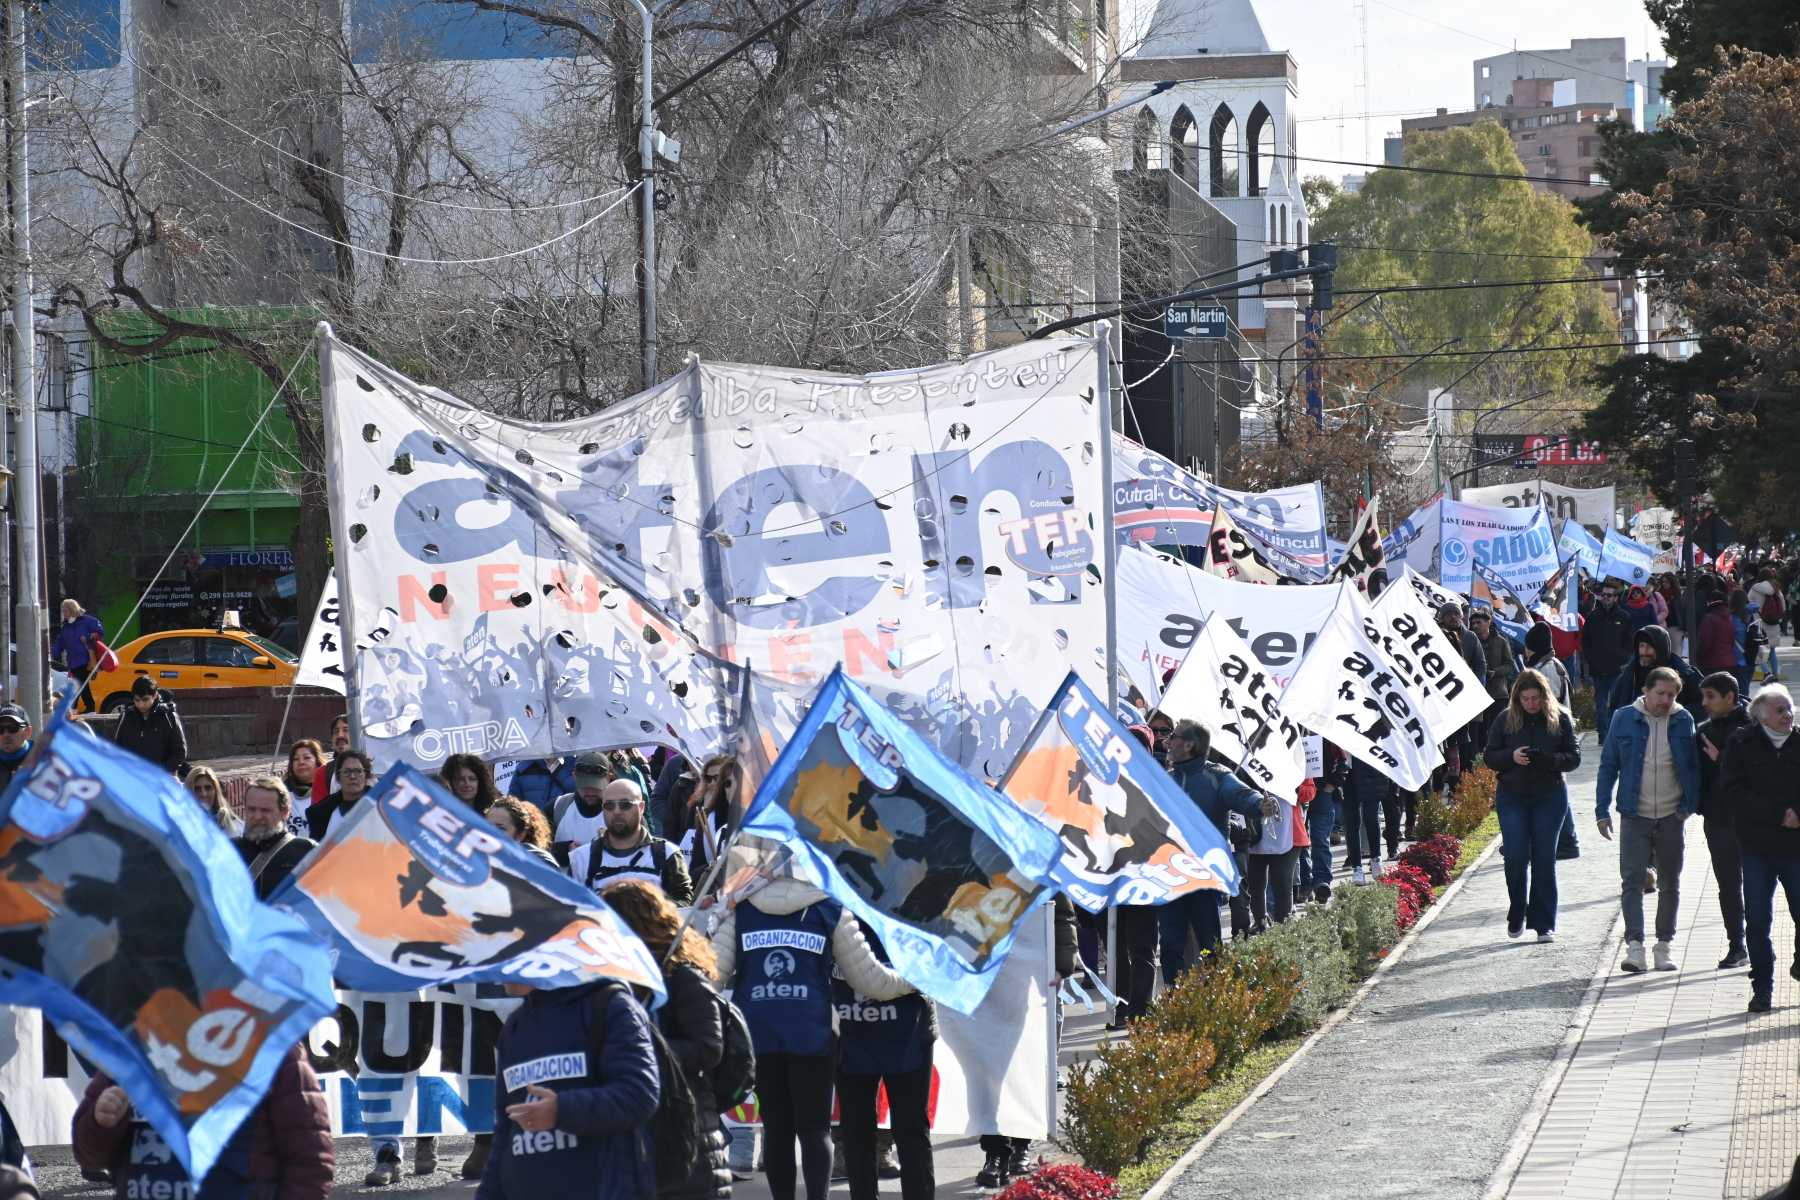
[1677, 436, 1697, 641]
[629, 0, 682, 390]
[7, 0, 39, 724]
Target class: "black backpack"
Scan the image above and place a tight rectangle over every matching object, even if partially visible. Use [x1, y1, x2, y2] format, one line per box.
[588, 984, 699, 1186]
[711, 992, 757, 1111]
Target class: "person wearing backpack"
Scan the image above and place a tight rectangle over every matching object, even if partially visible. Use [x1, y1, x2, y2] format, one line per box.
[1749, 567, 1785, 679]
[710, 878, 912, 1200]
[567, 779, 695, 903]
[834, 919, 936, 1200]
[477, 978, 661, 1200]
[607, 881, 736, 1198]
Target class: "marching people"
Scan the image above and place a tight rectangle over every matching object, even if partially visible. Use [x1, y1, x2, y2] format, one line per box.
[0, 706, 31, 792]
[606, 881, 733, 1200]
[1342, 756, 1393, 885]
[1470, 608, 1519, 739]
[1732, 590, 1765, 698]
[567, 778, 694, 902]
[306, 748, 373, 840]
[1109, 724, 1161, 1028]
[477, 977, 662, 1200]
[549, 752, 621, 861]
[1159, 719, 1274, 977]
[1719, 683, 1800, 1013]
[833, 918, 936, 1200]
[1245, 787, 1299, 929]
[112, 677, 187, 776]
[682, 756, 739, 887]
[488, 796, 559, 867]
[235, 775, 316, 900]
[1607, 625, 1704, 732]
[1697, 672, 1752, 970]
[310, 716, 354, 805]
[1524, 622, 1580, 860]
[1748, 566, 1785, 679]
[1436, 603, 1487, 789]
[1299, 743, 1346, 904]
[283, 738, 326, 835]
[73, 1042, 334, 1200]
[710, 876, 912, 1200]
[441, 752, 503, 816]
[1485, 669, 1581, 943]
[511, 755, 578, 816]
[1581, 581, 1636, 742]
[185, 764, 243, 835]
[1597, 667, 1701, 974]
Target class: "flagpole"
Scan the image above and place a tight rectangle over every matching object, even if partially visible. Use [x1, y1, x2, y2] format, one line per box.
[316, 324, 365, 745]
[1095, 323, 1122, 1002]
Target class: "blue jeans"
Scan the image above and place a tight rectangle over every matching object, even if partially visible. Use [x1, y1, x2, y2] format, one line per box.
[1341, 794, 1383, 867]
[1497, 789, 1566, 934]
[1299, 793, 1337, 891]
[1593, 670, 1621, 743]
[1741, 851, 1800, 993]
[1158, 892, 1223, 985]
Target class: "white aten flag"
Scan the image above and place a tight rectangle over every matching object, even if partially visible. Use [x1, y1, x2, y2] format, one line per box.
[1367, 578, 1491, 742]
[1114, 546, 1343, 704]
[322, 333, 1107, 778]
[1201, 505, 1283, 585]
[1328, 496, 1386, 589]
[1158, 617, 1308, 799]
[293, 572, 347, 694]
[1280, 587, 1443, 790]
[1395, 565, 1465, 623]
[1460, 480, 1615, 535]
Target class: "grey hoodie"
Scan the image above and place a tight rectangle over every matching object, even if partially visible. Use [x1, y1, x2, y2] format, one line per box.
[1631, 695, 1682, 820]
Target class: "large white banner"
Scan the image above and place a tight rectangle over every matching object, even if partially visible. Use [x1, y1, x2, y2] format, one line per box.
[1281, 589, 1443, 790]
[1200, 505, 1283, 585]
[325, 336, 1108, 778]
[1438, 499, 1558, 597]
[1367, 579, 1492, 742]
[1383, 496, 1443, 580]
[1158, 616, 1309, 799]
[1111, 435, 1328, 574]
[1459, 480, 1615, 534]
[1114, 547, 1342, 704]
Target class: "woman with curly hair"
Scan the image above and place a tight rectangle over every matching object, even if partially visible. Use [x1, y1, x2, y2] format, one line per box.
[606, 881, 731, 1199]
[485, 797, 557, 867]
[283, 739, 326, 835]
[439, 753, 501, 815]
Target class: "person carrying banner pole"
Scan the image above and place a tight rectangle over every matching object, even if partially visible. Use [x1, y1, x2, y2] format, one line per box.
[1160, 720, 1273, 978]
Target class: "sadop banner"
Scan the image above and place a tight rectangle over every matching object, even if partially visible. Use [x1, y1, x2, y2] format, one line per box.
[1557, 519, 1603, 578]
[324, 333, 1108, 780]
[1459, 480, 1615, 534]
[1001, 672, 1239, 912]
[1114, 547, 1342, 704]
[271, 766, 666, 1002]
[1280, 589, 1443, 790]
[0, 724, 336, 1183]
[1111, 435, 1328, 574]
[1438, 499, 1558, 597]
[1366, 580, 1492, 741]
[1597, 528, 1657, 587]
[1157, 618, 1308, 800]
[739, 668, 1065, 1014]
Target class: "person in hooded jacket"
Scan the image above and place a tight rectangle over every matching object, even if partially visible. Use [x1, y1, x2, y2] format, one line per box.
[1697, 672, 1752, 970]
[73, 1043, 333, 1200]
[833, 918, 936, 1200]
[606, 881, 730, 1200]
[710, 878, 911, 1200]
[1718, 683, 1800, 1013]
[1696, 590, 1739, 676]
[1583, 582, 1637, 738]
[477, 977, 661, 1200]
[1606, 624, 1704, 735]
[111, 677, 187, 775]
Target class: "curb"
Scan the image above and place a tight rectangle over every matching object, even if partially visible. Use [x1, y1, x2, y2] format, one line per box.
[1139, 831, 1508, 1200]
[1478, 910, 1626, 1200]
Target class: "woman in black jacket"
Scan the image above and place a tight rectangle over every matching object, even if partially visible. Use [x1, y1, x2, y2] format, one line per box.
[606, 880, 731, 1199]
[1485, 668, 1581, 943]
[1719, 683, 1800, 1013]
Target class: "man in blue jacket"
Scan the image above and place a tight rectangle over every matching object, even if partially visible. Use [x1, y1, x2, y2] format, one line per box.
[477, 979, 660, 1200]
[1597, 667, 1700, 975]
[1159, 719, 1275, 981]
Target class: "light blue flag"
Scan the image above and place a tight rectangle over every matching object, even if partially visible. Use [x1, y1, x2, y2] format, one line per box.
[739, 667, 1066, 1014]
[1557, 519, 1603, 578]
[270, 765, 666, 1003]
[0, 721, 336, 1185]
[1598, 528, 1657, 588]
[1001, 671, 1241, 912]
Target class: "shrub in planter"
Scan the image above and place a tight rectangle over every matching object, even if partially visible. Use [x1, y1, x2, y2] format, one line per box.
[1061, 1029, 1216, 1174]
[1570, 684, 1596, 731]
[1398, 833, 1461, 887]
[1449, 767, 1497, 838]
[1379, 862, 1434, 907]
[1414, 787, 1455, 839]
[995, 1163, 1120, 1200]
[1139, 943, 1299, 1076]
[1253, 909, 1355, 1036]
[1329, 883, 1400, 969]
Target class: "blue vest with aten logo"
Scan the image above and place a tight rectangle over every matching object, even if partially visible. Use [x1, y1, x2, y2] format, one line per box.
[736, 899, 841, 1056]
[833, 920, 932, 1076]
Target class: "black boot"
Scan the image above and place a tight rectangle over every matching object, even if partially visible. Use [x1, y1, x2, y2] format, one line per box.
[977, 1150, 1008, 1189]
[1007, 1142, 1031, 1180]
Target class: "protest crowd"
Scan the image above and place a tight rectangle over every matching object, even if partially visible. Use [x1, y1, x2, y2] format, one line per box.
[2, 338, 1798, 1200]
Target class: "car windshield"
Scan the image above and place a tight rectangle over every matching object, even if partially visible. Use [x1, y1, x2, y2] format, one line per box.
[243, 634, 299, 663]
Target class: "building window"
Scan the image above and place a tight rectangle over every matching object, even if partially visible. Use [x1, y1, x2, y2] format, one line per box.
[1481, 93, 1491, 106]
[1537, 144, 1552, 156]
[1209, 105, 1240, 198]
[1170, 106, 1200, 189]
[1481, 64, 1492, 79]
[1247, 102, 1274, 196]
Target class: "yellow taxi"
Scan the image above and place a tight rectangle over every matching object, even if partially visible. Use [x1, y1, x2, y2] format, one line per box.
[84, 627, 300, 712]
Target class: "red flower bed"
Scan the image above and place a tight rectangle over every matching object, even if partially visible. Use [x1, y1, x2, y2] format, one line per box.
[995, 1163, 1120, 1200]
[1377, 863, 1434, 931]
[1397, 834, 1461, 887]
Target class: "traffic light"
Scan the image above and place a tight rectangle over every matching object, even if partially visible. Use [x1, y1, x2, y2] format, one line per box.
[1308, 242, 1338, 310]
[1269, 248, 1302, 273]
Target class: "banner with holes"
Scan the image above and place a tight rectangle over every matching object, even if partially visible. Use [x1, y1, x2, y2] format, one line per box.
[322, 335, 1108, 776]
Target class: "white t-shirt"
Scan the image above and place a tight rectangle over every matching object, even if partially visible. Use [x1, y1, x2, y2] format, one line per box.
[553, 798, 608, 847]
[567, 840, 665, 893]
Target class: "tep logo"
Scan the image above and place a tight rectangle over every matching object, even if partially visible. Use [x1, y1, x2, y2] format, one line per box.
[750, 948, 809, 1002]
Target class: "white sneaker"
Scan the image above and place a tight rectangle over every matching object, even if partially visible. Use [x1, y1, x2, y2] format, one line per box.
[1621, 941, 1648, 973]
[1352, 866, 1367, 886]
[1654, 941, 1677, 971]
[1538, 931, 1555, 943]
[1370, 856, 1384, 879]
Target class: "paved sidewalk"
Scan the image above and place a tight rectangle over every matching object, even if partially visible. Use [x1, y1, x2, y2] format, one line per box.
[1496, 818, 1799, 1200]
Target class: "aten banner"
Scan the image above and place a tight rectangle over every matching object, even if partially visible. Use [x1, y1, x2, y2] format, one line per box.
[324, 335, 1107, 779]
